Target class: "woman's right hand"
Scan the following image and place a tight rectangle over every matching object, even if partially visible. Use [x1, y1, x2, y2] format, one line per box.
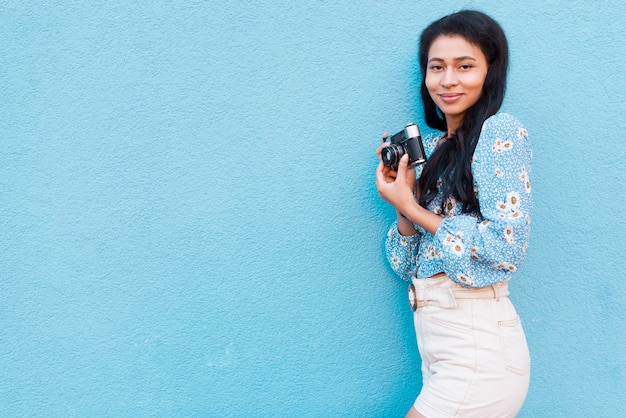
[376, 135, 420, 235]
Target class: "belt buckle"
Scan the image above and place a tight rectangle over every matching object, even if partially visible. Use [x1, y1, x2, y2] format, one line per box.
[408, 283, 418, 311]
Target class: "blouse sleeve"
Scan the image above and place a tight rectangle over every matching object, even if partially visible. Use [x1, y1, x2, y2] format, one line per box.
[383, 132, 441, 282]
[385, 221, 421, 282]
[433, 113, 533, 288]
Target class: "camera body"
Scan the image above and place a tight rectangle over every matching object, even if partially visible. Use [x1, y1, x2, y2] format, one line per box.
[381, 123, 427, 170]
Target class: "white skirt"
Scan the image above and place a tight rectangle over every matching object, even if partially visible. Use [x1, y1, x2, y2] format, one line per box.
[411, 275, 530, 418]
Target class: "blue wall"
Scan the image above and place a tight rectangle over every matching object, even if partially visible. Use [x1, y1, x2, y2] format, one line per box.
[1, 1, 624, 416]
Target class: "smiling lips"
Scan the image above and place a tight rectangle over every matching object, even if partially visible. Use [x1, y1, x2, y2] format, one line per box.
[439, 93, 464, 103]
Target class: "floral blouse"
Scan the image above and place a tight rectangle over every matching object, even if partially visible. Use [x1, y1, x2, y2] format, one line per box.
[385, 113, 533, 288]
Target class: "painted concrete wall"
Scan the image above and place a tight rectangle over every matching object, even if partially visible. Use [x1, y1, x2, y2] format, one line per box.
[1, 1, 624, 416]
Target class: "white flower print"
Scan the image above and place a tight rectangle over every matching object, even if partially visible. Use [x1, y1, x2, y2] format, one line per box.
[443, 232, 466, 256]
[444, 196, 458, 214]
[506, 192, 521, 209]
[424, 245, 442, 261]
[426, 134, 440, 151]
[470, 247, 481, 260]
[519, 166, 528, 181]
[518, 127, 528, 139]
[452, 242, 465, 255]
[478, 220, 490, 233]
[457, 272, 475, 286]
[519, 166, 531, 193]
[503, 226, 514, 244]
[495, 262, 517, 272]
[495, 167, 503, 177]
[400, 237, 408, 247]
[492, 137, 513, 153]
[390, 254, 400, 267]
[496, 192, 523, 219]
[496, 201, 509, 219]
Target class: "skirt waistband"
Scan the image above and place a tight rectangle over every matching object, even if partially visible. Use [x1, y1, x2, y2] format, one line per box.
[408, 276, 509, 311]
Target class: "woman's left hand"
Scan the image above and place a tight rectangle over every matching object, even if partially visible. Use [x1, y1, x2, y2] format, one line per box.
[375, 154, 416, 212]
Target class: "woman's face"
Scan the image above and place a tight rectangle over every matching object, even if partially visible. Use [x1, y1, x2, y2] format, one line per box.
[425, 35, 488, 132]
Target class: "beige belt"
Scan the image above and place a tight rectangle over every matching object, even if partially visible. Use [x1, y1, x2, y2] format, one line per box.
[408, 279, 509, 311]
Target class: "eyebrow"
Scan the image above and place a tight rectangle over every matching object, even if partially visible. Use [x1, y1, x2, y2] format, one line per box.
[428, 56, 477, 63]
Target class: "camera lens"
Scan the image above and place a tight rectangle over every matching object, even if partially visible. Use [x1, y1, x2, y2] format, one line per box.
[381, 145, 405, 168]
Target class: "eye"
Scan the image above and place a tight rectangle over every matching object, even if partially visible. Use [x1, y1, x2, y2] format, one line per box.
[429, 65, 444, 71]
[459, 64, 474, 70]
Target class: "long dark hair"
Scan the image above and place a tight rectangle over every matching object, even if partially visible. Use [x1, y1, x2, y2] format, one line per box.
[417, 10, 509, 215]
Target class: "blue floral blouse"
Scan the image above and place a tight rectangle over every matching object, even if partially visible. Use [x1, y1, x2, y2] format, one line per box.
[385, 113, 533, 288]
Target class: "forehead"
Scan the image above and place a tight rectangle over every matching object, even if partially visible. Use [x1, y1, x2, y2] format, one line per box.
[428, 35, 485, 61]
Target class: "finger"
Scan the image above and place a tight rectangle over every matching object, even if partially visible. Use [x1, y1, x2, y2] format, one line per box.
[406, 161, 416, 176]
[395, 154, 409, 181]
[375, 161, 384, 180]
[381, 132, 389, 142]
[376, 143, 383, 158]
[376, 142, 391, 159]
[375, 162, 387, 188]
[382, 166, 397, 181]
[384, 166, 398, 176]
[376, 161, 395, 183]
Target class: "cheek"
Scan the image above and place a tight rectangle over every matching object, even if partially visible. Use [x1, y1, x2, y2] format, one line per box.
[470, 72, 488, 92]
[464, 76, 486, 102]
[424, 75, 439, 96]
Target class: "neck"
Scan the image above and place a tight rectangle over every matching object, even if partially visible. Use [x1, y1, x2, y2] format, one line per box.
[445, 114, 464, 135]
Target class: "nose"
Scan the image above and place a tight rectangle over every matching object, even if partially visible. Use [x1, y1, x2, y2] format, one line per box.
[440, 69, 458, 87]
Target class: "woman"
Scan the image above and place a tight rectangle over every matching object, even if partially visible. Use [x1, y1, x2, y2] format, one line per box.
[375, 10, 532, 418]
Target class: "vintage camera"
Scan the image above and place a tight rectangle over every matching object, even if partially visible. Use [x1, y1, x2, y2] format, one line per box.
[381, 123, 426, 170]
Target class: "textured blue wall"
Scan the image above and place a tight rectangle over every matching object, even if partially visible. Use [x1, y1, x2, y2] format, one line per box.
[1, 1, 624, 416]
